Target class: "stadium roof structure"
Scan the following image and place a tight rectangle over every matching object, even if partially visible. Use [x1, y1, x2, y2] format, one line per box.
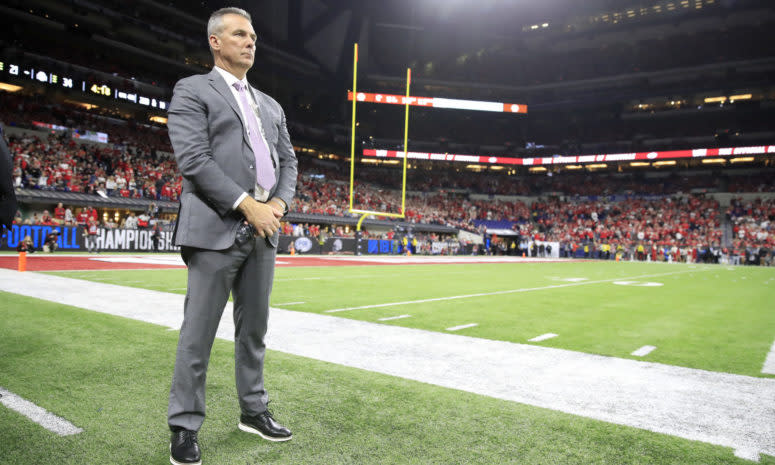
[14, 189, 179, 212]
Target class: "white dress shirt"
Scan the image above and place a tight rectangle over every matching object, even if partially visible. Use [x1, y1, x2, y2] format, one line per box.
[213, 66, 273, 208]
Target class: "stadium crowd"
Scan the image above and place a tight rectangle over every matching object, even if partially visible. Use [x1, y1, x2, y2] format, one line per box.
[4, 88, 773, 264]
[9, 122, 773, 260]
[728, 197, 775, 247]
[9, 132, 180, 200]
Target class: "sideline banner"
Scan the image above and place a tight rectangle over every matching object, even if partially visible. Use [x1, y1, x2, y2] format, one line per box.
[1, 225, 81, 250]
[277, 236, 357, 254]
[278, 236, 323, 254]
[95, 228, 178, 252]
[2, 228, 360, 253]
[322, 237, 356, 254]
[1, 225, 178, 252]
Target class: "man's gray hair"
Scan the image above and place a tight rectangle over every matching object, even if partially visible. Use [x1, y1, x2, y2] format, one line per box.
[207, 7, 251, 37]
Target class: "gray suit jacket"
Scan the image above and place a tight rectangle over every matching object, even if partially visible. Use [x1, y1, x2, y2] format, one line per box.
[168, 69, 297, 250]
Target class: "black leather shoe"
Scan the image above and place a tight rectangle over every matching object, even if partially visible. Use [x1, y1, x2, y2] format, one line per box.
[170, 428, 201, 465]
[239, 409, 292, 441]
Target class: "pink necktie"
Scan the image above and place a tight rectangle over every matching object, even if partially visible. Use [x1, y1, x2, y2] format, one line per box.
[233, 81, 275, 191]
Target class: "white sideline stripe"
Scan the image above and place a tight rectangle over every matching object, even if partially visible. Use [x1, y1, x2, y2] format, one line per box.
[529, 333, 558, 342]
[1, 269, 774, 461]
[632, 345, 657, 357]
[0, 387, 83, 436]
[762, 339, 775, 375]
[446, 323, 478, 331]
[378, 314, 412, 321]
[325, 269, 705, 313]
[275, 277, 322, 281]
[274, 302, 305, 306]
[735, 448, 761, 461]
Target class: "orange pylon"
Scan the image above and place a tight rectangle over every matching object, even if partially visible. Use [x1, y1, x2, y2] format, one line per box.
[18, 251, 27, 272]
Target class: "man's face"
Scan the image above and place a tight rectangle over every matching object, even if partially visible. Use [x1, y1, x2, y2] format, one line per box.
[211, 14, 257, 72]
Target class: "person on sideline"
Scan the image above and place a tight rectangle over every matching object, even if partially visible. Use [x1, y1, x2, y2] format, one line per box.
[166, 7, 298, 465]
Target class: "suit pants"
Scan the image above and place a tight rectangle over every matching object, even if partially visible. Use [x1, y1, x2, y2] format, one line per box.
[168, 236, 276, 431]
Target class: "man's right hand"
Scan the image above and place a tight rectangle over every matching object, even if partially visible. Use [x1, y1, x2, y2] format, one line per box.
[236, 196, 283, 238]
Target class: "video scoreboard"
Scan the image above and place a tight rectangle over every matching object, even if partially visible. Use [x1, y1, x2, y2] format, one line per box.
[0, 58, 169, 111]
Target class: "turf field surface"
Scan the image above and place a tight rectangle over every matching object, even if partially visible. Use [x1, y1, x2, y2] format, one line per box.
[1, 256, 773, 464]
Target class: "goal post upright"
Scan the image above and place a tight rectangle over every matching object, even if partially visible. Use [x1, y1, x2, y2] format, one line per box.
[349, 43, 358, 213]
[400, 67, 410, 218]
[349, 42, 411, 232]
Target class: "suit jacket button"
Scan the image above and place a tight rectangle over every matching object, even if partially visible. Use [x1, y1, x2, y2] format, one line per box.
[249, 165, 254, 169]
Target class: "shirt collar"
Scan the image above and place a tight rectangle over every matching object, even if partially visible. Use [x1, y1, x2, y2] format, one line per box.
[213, 66, 248, 91]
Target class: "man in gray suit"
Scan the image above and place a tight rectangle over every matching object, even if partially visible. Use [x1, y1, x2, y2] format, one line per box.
[166, 7, 297, 465]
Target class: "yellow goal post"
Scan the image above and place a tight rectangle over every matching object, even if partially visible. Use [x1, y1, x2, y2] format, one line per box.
[348, 43, 410, 231]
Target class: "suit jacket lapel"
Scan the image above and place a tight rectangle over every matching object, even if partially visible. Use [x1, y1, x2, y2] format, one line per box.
[207, 70, 251, 148]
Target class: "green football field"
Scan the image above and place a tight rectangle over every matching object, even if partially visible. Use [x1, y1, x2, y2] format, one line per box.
[49, 260, 775, 377]
[1, 258, 774, 464]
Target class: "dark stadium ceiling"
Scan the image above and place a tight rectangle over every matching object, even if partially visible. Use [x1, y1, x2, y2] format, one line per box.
[0, 0, 766, 94]
[170, 0, 759, 80]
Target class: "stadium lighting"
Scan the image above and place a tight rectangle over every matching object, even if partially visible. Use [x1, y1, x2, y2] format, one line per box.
[564, 165, 583, 170]
[701, 158, 726, 164]
[66, 101, 99, 110]
[730, 157, 755, 163]
[630, 162, 651, 167]
[529, 167, 547, 172]
[653, 160, 677, 166]
[729, 94, 752, 103]
[0, 82, 22, 92]
[586, 164, 607, 169]
[704, 96, 726, 103]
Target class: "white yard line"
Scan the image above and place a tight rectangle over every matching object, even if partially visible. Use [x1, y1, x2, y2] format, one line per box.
[324, 269, 707, 313]
[322, 256, 570, 264]
[378, 314, 412, 321]
[1, 269, 773, 461]
[763, 339, 775, 375]
[632, 345, 657, 357]
[446, 323, 478, 331]
[274, 302, 306, 306]
[0, 387, 83, 436]
[89, 256, 185, 266]
[529, 333, 558, 342]
[275, 270, 477, 281]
